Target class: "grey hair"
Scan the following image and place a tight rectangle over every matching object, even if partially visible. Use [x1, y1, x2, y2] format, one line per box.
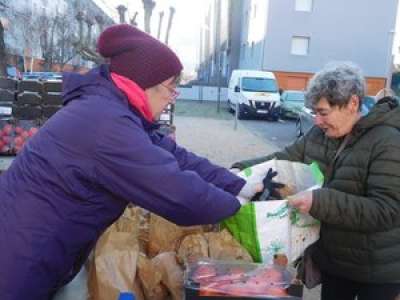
[306, 62, 366, 110]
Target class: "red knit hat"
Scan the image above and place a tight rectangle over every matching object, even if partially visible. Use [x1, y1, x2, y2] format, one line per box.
[97, 24, 183, 89]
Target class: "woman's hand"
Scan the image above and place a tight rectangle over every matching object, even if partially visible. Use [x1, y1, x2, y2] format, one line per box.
[288, 190, 313, 214]
[237, 181, 263, 205]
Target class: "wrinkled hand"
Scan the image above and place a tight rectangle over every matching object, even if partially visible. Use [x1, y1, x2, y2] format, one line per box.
[287, 190, 313, 214]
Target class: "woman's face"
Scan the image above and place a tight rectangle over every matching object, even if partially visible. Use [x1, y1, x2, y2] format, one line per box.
[313, 96, 361, 138]
[145, 76, 179, 120]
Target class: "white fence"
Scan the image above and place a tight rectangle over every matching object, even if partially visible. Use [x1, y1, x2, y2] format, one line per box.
[177, 86, 228, 102]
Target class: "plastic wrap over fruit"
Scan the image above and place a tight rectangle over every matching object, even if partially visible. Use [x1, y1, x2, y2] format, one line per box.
[185, 259, 295, 298]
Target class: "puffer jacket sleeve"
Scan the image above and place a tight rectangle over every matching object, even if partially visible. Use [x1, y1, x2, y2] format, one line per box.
[154, 133, 245, 196]
[311, 142, 400, 232]
[231, 134, 307, 170]
[93, 116, 241, 226]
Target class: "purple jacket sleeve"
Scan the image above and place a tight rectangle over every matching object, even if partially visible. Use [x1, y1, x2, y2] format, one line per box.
[154, 133, 245, 196]
[93, 116, 241, 226]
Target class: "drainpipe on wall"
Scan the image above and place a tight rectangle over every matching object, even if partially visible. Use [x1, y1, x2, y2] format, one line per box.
[215, 0, 222, 113]
[260, 0, 270, 71]
[386, 29, 396, 89]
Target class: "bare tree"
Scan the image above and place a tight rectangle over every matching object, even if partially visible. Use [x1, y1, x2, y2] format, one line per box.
[73, 10, 103, 64]
[116, 5, 127, 24]
[2, 3, 45, 73]
[76, 11, 85, 45]
[85, 15, 95, 46]
[54, 14, 79, 70]
[35, 11, 79, 71]
[157, 11, 164, 40]
[130, 12, 139, 27]
[0, 18, 7, 77]
[37, 13, 57, 70]
[165, 6, 175, 45]
[142, 0, 156, 34]
[94, 15, 105, 32]
[16, 9, 41, 72]
[0, 0, 8, 77]
[1, 0, 110, 74]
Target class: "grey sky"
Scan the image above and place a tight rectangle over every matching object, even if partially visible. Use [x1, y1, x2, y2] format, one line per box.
[95, 0, 400, 73]
[94, 0, 208, 76]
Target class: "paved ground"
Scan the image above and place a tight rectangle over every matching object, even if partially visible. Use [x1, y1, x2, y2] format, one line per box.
[175, 103, 279, 168]
[175, 100, 321, 300]
[175, 100, 300, 155]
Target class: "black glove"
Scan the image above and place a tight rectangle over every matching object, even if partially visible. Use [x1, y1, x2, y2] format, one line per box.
[251, 168, 285, 201]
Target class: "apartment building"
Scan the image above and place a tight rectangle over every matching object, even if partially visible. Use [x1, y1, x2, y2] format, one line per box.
[197, 0, 242, 86]
[199, 0, 398, 95]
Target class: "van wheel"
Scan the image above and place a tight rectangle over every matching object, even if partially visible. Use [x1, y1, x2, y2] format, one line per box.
[270, 115, 280, 122]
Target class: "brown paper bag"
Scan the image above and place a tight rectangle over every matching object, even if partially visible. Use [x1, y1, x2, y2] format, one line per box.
[147, 214, 204, 257]
[114, 207, 139, 234]
[205, 229, 253, 262]
[132, 277, 145, 300]
[177, 233, 209, 264]
[116, 206, 150, 254]
[136, 253, 168, 300]
[88, 219, 144, 300]
[152, 252, 184, 300]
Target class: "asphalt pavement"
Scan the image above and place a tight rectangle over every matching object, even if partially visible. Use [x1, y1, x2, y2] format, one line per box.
[239, 117, 299, 150]
[175, 100, 300, 152]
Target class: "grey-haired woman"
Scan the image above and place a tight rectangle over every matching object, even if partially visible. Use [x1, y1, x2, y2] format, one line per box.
[232, 62, 400, 300]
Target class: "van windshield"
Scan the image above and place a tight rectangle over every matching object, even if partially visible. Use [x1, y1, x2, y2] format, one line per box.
[242, 77, 278, 92]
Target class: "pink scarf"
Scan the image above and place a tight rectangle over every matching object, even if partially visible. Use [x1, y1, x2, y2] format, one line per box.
[111, 72, 154, 123]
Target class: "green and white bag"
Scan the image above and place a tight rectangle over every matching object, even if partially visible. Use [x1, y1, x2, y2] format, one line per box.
[223, 159, 323, 264]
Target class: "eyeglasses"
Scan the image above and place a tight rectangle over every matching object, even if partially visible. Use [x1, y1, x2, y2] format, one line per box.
[312, 108, 334, 118]
[161, 83, 180, 99]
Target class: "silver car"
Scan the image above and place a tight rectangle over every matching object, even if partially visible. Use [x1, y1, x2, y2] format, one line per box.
[280, 90, 305, 119]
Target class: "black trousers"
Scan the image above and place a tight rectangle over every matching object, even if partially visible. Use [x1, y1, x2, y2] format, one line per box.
[321, 272, 400, 300]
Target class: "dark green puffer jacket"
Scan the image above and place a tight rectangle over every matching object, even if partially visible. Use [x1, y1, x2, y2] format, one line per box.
[233, 99, 400, 283]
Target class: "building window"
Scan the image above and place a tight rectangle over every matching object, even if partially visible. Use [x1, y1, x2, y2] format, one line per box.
[291, 36, 310, 55]
[295, 0, 313, 12]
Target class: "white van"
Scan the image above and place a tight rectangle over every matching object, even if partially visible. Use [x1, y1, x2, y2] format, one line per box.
[228, 69, 281, 120]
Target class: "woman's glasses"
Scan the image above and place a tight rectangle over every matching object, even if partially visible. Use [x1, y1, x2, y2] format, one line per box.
[161, 83, 180, 99]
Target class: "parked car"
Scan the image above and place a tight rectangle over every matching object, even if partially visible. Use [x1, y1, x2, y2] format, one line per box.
[362, 95, 376, 111]
[280, 90, 305, 119]
[22, 73, 41, 80]
[296, 96, 378, 137]
[6, 65, 22, 80]
[228, 69, 281, 120]
[296, 106, 314, 137]
[22, 72, 62, 81]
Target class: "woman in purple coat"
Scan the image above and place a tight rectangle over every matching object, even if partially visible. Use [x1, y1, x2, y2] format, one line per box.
[0, 25, 275, 299]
